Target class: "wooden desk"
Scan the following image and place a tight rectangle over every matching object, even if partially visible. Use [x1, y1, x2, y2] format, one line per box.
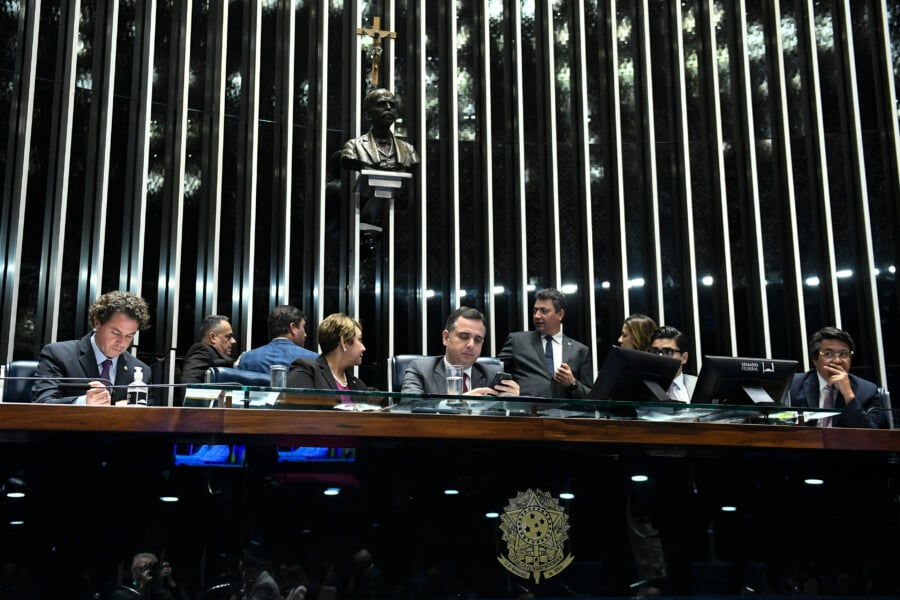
[1, 403, 897, 453]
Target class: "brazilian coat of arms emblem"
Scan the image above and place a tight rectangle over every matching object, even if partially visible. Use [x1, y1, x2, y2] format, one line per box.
[497, 488, 575, 583]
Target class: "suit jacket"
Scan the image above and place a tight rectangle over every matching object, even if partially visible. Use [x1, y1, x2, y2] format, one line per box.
[498, 331, 593, 398]
[180, 342, 234, 384]
[789, 369, 885, 428]
[401, 356, 500, 395]
[341, 130, 419, 171]
[286, 356, 368, 391]
[237, 337, 318, 373]
[33, 333, 153, 404]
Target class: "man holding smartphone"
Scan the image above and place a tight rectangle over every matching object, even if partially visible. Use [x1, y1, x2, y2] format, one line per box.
[401, 307, 519, 396]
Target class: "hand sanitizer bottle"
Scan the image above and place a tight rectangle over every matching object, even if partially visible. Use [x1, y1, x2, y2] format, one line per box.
[127, 367, 149, 405]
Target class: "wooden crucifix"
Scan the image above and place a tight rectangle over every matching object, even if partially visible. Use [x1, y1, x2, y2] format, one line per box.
[356, 16, 396, 87]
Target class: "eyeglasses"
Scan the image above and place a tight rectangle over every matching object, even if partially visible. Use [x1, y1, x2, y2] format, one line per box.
[819, 349, 853, 360]
[649, 347, 681, 357]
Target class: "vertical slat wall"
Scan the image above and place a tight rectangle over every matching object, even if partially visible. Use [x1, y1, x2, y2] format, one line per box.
[0, 0, 896, 393]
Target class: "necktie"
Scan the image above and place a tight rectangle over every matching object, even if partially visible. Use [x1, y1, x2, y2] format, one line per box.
[463, 373, 469, 393]
[820, 384, 835, 428]
[99, 359, 113, 388]
[544, 336, 554, 375]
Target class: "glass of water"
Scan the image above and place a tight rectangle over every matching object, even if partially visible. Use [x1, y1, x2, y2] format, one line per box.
[446, 364, 463, 396]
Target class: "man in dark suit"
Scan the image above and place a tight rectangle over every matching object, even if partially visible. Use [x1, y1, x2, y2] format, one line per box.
[401, 307, 519, 396]
[498, 288, 593, 398]
[179, 314, 236, 384]
[789, 326, 886, 428]
[33, 290, 153, 404]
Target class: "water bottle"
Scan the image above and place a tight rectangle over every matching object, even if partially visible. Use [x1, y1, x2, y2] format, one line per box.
[127, 366, 149, 405]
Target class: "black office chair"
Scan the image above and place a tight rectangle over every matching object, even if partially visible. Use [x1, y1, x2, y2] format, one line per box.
[204, 366, 270, 386]
[1, 359, 40, 403]
[388, 354, 431, 391]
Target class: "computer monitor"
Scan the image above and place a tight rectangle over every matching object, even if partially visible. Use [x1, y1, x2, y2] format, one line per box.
[590, 346, 682, 402]
[691, 356, 798, 405]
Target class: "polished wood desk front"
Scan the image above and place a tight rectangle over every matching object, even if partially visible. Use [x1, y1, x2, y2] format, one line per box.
[1, 403, 897, 453]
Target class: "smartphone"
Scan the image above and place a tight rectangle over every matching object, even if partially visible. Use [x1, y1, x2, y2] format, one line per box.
[490, 372, 514, 390]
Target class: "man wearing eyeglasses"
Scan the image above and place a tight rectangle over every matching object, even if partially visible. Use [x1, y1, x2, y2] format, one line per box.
[401, 307, 519, 396]
[180, 314, 237, 384]
[650, 326, 696, 402]
[789, 326, 885, 428]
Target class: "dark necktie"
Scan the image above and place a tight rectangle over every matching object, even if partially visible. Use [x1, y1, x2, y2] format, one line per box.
[544, 336, 554, 375]
[463, 373, 469, 393]
[99, 359, 113, 387]
[820, 384, 835, 428]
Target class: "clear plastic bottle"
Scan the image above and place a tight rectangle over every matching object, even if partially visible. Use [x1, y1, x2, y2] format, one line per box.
[127, 366, 149, 405]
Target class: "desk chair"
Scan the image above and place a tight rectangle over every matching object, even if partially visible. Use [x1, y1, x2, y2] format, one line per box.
[204, 366, 271, 386]
[1, 359, 40, 403]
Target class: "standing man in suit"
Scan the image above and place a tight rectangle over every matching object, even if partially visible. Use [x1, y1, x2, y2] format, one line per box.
[401, 307, 519, 396]
[180, 315, 236, 384]
[33, 290, 153, 404]
[649, 326, 696, 402]
[789, 326, 886, 428]
[498, 288, 593, 398]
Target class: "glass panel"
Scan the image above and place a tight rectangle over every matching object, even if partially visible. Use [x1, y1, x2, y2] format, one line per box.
[488, 0, 518, 348]
[521, 0, 551, 290]
[814, 0, 874, 377]
[617, 1, 653, 316]
[684, 0, 728, 357]
[457, 0, 485, 313]
[584, 0, 619, 354]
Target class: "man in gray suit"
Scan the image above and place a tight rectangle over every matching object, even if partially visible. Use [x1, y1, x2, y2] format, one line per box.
[649, 326, 697, 402]
[33, 290, 154, 404]
[401, 307, 519, 396]
[498, 288, 593, 398]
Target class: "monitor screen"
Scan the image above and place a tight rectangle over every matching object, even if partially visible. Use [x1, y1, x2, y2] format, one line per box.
[589, 346, 682, 403]
[173, 444, 246, 467]
[691, 356, 798, 405]
[276, 447, 357, 463]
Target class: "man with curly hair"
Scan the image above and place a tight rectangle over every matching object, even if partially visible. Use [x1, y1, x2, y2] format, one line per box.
[33, 290, 154, 404]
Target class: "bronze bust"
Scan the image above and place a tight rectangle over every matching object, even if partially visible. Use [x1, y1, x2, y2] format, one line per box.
[341, 88, 419, 172]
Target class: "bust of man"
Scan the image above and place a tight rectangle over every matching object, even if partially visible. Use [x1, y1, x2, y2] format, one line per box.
[341, 88, 419, 172]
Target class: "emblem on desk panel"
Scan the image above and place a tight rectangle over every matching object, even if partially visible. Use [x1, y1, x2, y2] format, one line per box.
[497, 488, 574, 583]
